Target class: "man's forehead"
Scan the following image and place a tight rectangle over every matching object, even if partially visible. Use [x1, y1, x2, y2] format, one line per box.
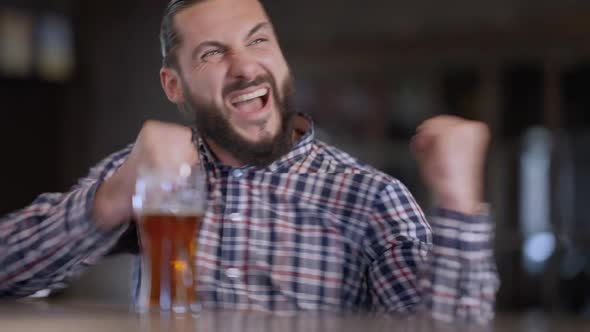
[174, 0, 270, 39]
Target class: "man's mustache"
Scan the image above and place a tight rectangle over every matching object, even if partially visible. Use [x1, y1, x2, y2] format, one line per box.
[222, 75, 274, 99]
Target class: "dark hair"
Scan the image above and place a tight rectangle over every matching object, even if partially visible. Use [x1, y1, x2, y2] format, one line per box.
[160, 0, 206, 69]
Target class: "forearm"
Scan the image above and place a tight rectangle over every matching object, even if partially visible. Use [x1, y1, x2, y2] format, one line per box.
[0, 145, 134, 297]
[0, 184, 128, 297]
[425, 208, 499, 324]
[93, 153, 138, 231]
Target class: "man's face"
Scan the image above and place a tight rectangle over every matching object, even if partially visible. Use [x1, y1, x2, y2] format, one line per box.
[172, 0, 295, 165]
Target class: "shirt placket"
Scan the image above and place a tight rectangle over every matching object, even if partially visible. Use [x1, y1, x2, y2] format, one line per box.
[220, 167, 250, 307]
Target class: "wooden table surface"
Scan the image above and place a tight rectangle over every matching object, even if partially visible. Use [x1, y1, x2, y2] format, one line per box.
[1, 300, 588, 332]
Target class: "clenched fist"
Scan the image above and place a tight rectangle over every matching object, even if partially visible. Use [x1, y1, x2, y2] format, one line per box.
[412, 115, 490, 215]
[94, 121, 198, 229]
[129, 120, 199, 173]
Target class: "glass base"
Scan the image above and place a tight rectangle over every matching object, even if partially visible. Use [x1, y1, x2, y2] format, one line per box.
[134, 302, 202, 315]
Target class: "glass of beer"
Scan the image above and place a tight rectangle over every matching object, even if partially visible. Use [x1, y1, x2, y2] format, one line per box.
[132, 163, 206, 314]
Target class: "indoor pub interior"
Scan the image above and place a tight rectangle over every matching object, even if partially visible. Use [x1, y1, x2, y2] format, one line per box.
[1, 0, 590, 331]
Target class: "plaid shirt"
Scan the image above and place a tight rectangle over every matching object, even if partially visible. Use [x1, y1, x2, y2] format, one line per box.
[0, 115, 498, 323]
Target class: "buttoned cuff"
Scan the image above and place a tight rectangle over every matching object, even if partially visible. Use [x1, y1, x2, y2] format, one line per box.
[430, 206, 494, 260]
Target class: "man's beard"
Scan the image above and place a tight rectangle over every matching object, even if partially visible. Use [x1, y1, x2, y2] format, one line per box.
[182, 74, 297, 168]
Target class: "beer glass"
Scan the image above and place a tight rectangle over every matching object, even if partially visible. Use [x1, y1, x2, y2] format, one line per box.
[132, 163, 206, 313]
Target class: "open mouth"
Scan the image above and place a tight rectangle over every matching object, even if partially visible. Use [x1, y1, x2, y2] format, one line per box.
[228, 86, 271, 116]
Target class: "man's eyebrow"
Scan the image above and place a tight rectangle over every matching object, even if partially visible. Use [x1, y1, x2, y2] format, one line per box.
[246, 22, 271, 40]
[191, 41, 226, 60]
[190, 22, 271, 61]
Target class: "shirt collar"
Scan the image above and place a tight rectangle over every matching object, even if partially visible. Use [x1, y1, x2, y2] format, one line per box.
[191, 113, 315, 174]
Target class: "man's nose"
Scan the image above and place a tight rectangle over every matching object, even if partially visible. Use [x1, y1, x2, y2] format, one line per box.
[227, 51, 261, 82]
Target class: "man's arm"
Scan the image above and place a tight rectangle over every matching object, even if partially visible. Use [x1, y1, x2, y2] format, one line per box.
[367, 116, 499, 323]
[366, 182, 499, 324]
[412, 115, 499, 323]
[0, 146, 132, 297]
[0, 120, 199, 298]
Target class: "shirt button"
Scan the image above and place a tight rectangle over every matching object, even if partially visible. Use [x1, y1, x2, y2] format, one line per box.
[231, 169, 244, 179]
[229, 213, 244, 222]
[226, 268, 241, 280]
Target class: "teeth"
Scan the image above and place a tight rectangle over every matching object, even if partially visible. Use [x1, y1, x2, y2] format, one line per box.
[231, 88, 268, 104]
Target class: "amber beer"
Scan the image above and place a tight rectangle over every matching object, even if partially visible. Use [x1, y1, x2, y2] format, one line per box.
[137, 212, 202, 312]
[134, 164, 206, 313]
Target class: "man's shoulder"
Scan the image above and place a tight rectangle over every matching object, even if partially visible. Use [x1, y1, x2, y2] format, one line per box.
[311, 139, 403, 191]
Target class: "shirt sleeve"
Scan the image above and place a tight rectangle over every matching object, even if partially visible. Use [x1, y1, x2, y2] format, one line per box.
[0, 146, 133, 297]
[365, 180, 499, 324]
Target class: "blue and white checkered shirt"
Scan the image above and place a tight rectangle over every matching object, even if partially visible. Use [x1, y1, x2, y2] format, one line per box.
[0, 114, 498, 323]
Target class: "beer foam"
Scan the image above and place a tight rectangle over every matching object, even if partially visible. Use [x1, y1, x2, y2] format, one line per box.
[139, 208, 205, 217]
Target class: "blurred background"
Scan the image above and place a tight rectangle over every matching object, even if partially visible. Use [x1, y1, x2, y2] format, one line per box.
[1, 0, 590, 318]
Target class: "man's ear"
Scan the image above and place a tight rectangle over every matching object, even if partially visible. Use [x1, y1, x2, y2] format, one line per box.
[160, 67, 185, 104]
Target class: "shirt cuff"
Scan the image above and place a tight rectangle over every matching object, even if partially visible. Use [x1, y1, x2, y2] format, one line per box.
[430, 206, 494, 259]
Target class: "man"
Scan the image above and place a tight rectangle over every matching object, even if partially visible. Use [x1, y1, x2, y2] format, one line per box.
[0, 0, 498, 324]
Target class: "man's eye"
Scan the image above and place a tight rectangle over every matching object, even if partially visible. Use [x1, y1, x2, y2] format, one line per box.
[202, 50, 222, 59]
[250, 38, 267, 45]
